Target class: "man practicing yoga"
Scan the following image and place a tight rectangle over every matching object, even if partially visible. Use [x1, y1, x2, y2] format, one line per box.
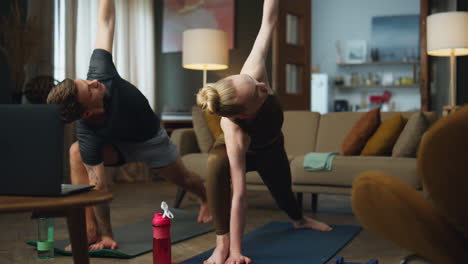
[196, 0, 332, 263]
[47, 0, 211, 251]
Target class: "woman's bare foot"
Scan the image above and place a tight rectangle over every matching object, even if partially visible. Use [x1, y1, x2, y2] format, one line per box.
[64, 225, 100, 251]
[88, 236, 118, 251]
[204, 234, 229, 264]
[293, 216, 333, 231]
[198, 201, 213, 223]
[225, 252, 252, 264]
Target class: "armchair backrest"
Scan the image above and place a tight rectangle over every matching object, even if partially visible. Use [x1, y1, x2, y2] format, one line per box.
[417, 106, 468, 237]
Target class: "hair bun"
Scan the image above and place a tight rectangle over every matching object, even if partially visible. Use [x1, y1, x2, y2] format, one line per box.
[196, 85, 220, 113]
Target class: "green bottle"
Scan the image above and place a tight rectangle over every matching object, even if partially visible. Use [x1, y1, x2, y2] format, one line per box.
[37, 218, 54, 259]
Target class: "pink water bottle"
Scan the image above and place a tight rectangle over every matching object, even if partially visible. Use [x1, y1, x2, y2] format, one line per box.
[152, 202, 173, 264]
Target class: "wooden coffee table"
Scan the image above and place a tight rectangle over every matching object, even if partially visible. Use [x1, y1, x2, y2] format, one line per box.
[0, 190, 113, 264]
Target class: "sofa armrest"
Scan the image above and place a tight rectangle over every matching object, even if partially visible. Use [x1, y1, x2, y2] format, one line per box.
[170, 128, 200, 155]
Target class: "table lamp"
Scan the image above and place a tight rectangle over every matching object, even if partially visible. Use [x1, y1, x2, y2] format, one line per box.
[182, 28, 229, 87]
[427, 11, 468, 115]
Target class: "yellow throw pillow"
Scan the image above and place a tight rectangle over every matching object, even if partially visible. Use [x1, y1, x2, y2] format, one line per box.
[361, 114, 407, 156]
[203, 111, 223, 139]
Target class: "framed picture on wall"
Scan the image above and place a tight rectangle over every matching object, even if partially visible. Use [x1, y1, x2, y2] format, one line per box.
[162, 0, 235, 53]
[370, 15, 420, 62]
[343, 40, 368, 64]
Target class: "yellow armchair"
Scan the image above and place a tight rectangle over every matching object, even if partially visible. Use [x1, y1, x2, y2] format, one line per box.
[351, 106, 468, 264]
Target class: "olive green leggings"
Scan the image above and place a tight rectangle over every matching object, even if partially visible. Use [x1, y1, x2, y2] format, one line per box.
[206, 135, 302, 235]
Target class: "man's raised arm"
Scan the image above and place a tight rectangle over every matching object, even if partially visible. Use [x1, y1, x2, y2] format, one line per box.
[96, 0, 115, 54]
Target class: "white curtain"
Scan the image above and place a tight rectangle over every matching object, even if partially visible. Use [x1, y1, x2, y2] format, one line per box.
[53, 0, 76, 81]
[75, 0, 156, 109]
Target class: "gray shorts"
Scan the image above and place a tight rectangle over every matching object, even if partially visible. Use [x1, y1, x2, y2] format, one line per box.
[114, 127, 179, 169]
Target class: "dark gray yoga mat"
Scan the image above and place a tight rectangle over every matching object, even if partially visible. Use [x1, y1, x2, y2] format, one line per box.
[27, 208, 213, 258]
[181, 222, 361, 264]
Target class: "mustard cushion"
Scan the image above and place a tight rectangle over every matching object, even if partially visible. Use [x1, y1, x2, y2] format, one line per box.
[192, 106, 214, 153]
[361, 114, 406, 156]
[203, 111, 223, 140]
[341, 107, 381, 155]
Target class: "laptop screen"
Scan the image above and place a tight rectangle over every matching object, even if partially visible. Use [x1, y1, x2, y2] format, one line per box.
[0, 105, 64, 196]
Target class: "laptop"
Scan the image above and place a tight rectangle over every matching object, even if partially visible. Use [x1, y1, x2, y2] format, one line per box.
[0, 104, 94, 196]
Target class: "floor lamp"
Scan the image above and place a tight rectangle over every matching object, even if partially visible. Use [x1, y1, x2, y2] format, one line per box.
[182, 28, 229, 88]
[427, 11, 468, 116]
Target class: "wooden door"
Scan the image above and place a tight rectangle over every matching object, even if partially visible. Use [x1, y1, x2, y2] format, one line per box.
[273, 0, 311, 110]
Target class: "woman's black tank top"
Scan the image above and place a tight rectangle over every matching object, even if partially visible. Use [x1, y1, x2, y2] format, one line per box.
[230, 94, 283, 150]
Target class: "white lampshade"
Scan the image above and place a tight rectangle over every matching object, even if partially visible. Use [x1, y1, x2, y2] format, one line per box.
[427, 11, 468, 56]
[182, 28, 229, 70]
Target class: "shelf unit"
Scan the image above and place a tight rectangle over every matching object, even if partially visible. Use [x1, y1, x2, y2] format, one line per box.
[336, 83, 420, 89]
[337, 61, 420, 66]
[337, 60, 420, 89]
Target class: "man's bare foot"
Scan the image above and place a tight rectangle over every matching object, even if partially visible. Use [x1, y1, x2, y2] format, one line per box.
[88, 236, 118, 251]
[203, 234, 229, 264]
[64, 225, 100, 252]
[198, 201, 213, 223]
[293, 216, 333, 231]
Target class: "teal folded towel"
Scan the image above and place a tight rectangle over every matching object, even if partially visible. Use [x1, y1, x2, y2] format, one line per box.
[303, 152, 339, 171]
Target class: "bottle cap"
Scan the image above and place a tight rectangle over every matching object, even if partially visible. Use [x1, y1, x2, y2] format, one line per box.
[152, 213, 171, 239]
[152, 213, 170, 227]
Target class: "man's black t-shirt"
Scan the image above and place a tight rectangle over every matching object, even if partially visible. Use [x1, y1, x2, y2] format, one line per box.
[77, 49, 160, 165]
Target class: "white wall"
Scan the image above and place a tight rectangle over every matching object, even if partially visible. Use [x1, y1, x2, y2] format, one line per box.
[311, 0, 420, 111]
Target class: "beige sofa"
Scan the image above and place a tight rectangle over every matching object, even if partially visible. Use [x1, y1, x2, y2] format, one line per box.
[171, 110, 437, 210]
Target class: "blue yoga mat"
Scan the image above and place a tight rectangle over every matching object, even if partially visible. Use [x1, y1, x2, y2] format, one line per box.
[181, 222, 361, 264]
[328, 257, 378, 264]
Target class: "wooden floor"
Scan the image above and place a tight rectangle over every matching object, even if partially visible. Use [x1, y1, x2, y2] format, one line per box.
[0, 180, 423, 264]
